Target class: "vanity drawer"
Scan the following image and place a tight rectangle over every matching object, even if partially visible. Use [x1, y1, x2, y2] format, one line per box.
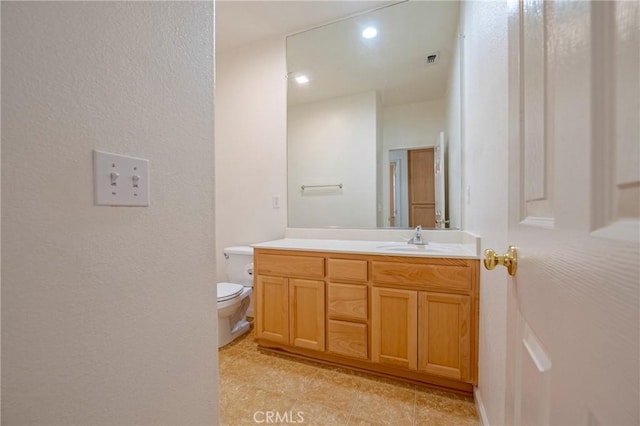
[327, 258, 368, 283]
[371, 261, 471, 292]
[327, 282, 368, 321]
[257, 253, 324, 279]
[327, 320, 368, 360]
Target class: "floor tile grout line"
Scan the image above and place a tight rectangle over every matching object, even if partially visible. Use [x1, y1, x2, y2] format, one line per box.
[412, 387, 417, 426]
[344, 388, 360, 426]
[288, 359, 320, 424]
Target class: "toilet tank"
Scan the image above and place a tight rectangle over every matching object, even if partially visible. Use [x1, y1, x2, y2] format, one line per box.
[223, 246, 254, 287]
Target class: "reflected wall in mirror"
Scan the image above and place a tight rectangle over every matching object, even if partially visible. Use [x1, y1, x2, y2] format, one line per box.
[287, 0, 463, 229]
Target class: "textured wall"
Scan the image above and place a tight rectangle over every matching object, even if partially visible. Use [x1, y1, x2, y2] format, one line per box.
[1, 2, 217, 424]
[460, 1, 509, 424]
[214, 36, 288, 280]
[446, 29, 463, 231]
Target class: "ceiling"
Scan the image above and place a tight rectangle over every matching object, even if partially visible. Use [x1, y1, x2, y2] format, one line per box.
[216, 1, 460, 107]
[287, 1, 460, 106]
[216, 1, 397, 53]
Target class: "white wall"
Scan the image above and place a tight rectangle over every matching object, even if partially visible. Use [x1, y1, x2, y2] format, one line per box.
[459, 1, 509, 425]
[288, 91, 379, 228]
[446, 30, 463, 230]
[214, 37, 287, 280]
[383, 99, 446, 149]
[381, 99, 446, 227]
[2, 2, 217, 425]
[376, 93, 384, 227]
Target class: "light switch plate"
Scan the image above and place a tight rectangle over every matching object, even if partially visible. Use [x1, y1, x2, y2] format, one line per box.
[272, 195, 280, 209]
[93, 150, 149, 206]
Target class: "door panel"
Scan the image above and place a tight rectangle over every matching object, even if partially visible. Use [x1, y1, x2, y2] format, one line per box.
[255, 276, 289, 344]
[408, 148, 435, 227]
[371, 287, 417, 370]
[410, 205, 435, 229]
[591, 0, 640, 239]
[514, 320, 552, 425]
[520, 0, 554, 225]
[289, 279, 325, 351]
[418, 292, 471, 382]
[506, 1, 639, 424]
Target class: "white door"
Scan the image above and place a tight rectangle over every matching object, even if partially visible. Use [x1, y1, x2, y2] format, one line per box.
[434, 131, 447, 228]
[493, 1, 640, 425]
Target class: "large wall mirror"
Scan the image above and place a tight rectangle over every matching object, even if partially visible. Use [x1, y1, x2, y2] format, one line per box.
[287, 0, 463, 229]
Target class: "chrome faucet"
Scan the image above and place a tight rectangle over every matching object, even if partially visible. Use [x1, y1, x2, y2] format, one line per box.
[408, 225, 427, 245]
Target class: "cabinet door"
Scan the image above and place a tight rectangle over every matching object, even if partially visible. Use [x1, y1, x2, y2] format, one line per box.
[418, 292, 471, 382]
[289, 279, 325, 351]
[371, 287, 417, 370]
[255, 275, 289, 344]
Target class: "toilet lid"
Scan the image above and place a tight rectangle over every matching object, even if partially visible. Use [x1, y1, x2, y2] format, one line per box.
[217, 282, 244, 302]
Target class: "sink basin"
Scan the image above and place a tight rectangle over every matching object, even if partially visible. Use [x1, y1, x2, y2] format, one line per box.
[376, 243, 456, 254]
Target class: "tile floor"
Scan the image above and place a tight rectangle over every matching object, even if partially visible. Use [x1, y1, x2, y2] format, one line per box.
[219, 327, 479, 426]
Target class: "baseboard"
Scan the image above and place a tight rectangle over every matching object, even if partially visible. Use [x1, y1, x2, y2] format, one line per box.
[474, 386, 490, 426]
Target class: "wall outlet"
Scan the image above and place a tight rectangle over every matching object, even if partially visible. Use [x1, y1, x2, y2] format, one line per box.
[93, 150, 149, 206]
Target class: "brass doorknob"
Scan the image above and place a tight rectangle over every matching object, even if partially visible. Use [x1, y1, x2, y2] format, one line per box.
[483, 246, 518, 276]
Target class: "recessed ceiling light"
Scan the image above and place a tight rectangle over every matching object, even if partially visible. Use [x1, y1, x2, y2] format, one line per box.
[295, 75, 309, 84]
[362, 27, 378, 39]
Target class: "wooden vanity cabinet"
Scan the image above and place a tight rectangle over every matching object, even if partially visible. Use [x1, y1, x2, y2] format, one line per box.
[254, 252, 325, 351]
[370, 287, 472, 381]
[371, 258, 475, 383]
[254, 248, 479, 393]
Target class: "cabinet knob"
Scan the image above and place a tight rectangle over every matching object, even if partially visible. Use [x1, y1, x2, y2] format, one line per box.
[483, 246, 518, 276]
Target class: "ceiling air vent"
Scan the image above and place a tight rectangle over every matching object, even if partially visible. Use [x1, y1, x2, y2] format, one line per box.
[424, 52, 440, 67]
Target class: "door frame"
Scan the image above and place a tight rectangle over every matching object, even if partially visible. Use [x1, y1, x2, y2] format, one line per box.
[387, 149, 409, 228]
[388, 160, 400, 227]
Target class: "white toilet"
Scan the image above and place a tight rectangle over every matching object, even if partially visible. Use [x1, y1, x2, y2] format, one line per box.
[217, 246, 254, 348]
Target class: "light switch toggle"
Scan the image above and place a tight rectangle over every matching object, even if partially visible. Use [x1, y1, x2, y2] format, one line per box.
[93, 150, 149, 206]
[110, 172, 120, 186]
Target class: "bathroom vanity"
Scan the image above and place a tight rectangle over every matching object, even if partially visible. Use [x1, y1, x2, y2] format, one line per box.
[252, 238, 480, 394]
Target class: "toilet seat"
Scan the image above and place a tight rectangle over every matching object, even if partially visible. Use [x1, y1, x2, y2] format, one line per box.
[217, 282, 244, 302]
